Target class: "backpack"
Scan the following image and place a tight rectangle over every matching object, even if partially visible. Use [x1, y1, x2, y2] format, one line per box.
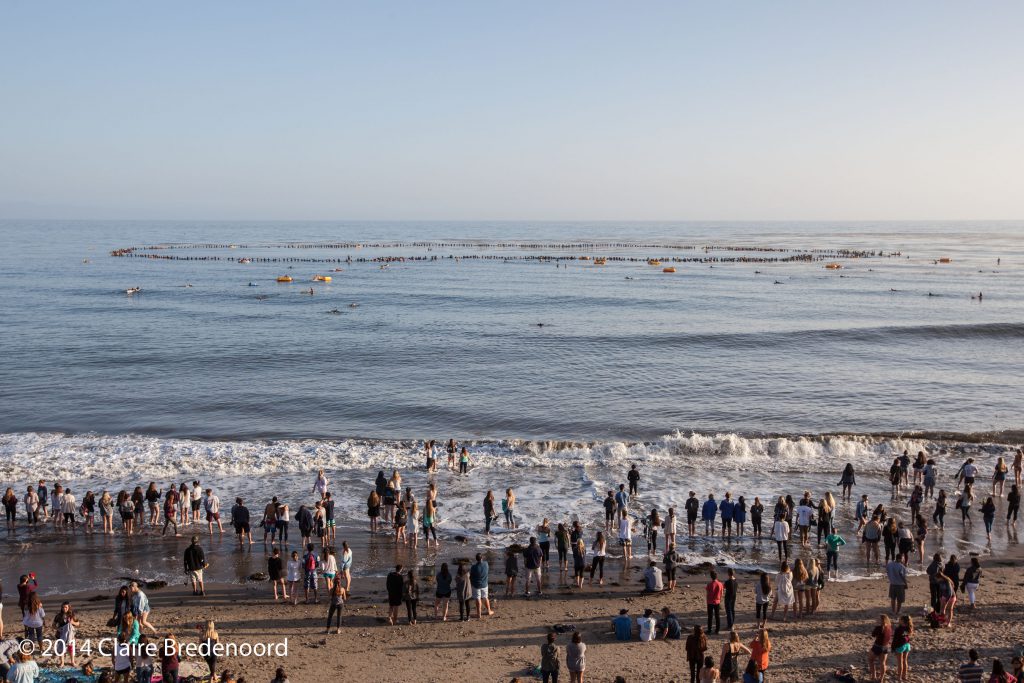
[305, 553, 317, 572]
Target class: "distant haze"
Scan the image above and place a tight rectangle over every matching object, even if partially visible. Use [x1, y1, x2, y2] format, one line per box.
[2, 2, 1022, 221]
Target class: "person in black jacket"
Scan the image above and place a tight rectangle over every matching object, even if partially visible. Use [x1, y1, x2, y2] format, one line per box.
[231, 498, 252, 548]
[184, 536, 207, 596]
[386, 564, 405, 625]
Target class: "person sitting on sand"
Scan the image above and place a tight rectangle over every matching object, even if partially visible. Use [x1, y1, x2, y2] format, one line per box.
[656, 607, 681, 640]
[642, 562, 663, 593]
[612, 608, 632, 641]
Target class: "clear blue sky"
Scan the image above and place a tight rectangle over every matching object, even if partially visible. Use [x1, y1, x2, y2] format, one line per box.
[2, 1, 1022, 220]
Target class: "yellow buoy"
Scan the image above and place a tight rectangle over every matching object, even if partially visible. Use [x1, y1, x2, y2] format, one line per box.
[662, 267, 676, 273]
[276, 276, 293, 283]
[313, 275, 332, 282]
[824, 263, 842, 269]
[648, 259, 662, 266]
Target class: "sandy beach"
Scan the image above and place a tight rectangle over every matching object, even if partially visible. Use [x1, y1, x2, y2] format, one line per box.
[14, 553, 1023, 683]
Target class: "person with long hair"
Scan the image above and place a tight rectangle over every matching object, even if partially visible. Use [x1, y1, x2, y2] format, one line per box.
[993, 457, 1009, 498]
[161, 633, 180, 683]
[483, 490, 496, 536]
[423, 499, 438, 548]
[981, 496, 997, 542]
[806, 558, 823, 614]
[816, 493, 834, 546]
[434, 562, 452, 621]
[961, 556, 982, 609]
[770, 562, 794, 622]
[366, 488, 381, 533]
[867, 614, 892, 683]
[22, 594, 44, 644]
[325, 579, 347, 633]
[838, 463, 856, 500]
[698, 655, 720, 683]
[891, 614, 913, 681]
[932, 489, 947, 529]
[340, 541, 353, 592]
[686, 625, 708, 683]
[571, 538, 586, 589]
[455, 563, 472, 622]
[556, 522, 570, 583]
[2, 488, 16, 531]
[749, 629, 771, 681]
[199, 620, 219, 680]
[404, 569, 419, 625]
[52, 601, 79, 667]
[719, 630, 751, 682]
[792, 559, 809, 619]
[937, 569, 956, 628]
[754, 570, 772, 627]
[566, 632, 586, 683]
[503, 488, 517, 529]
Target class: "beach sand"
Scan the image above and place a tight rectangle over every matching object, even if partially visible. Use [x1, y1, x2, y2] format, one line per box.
[26, 557, 1024, 683]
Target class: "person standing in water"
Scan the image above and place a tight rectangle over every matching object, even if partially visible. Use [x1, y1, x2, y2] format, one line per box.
[502, 489, 517, 529]
[627, 464, 640, 498]
[312, 470, 329, 501]
[458, 446, 470, 474]
[446, 439, 457, 470]
[483, 490, 496, 536]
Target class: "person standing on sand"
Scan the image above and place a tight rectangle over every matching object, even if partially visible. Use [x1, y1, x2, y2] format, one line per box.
[302, 543, 319, 604]
[525, 536, 545, 595]
[129, 582, 157, 634]
[455, 563, 472, 621]
[540, 632, 560, 683]
[566, 632, 586, 683]
[385, 565, 403, 626]
[403, 570, 420, 625]
[339, 541, 353, 592]
[286, 550, 301, 606]
[749, 629, 771, 682]
[957, 649, 983, 683]
[184, 535, 207, 596]
[867, 614, 892, 683]
[891, 614, 913, 682]
[686, 625, 708, 683]
[434, 562, 452, 621]
[886, 555, 908, 615]
[719, 630, 751, 683]
[754, 570, 772, 628]
[770, 562, 794, 622]
[471, 553, 493, 618]
[325, 577, 350, 630]
[268, 547, 286, 600]
[705, 570, 723, 634]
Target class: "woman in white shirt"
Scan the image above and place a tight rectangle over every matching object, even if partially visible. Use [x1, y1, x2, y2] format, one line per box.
[618, 510, 633, 560]
[770, 562, 795, 622]
[771, 515, 790, 562]
[286, 551, 302, 606]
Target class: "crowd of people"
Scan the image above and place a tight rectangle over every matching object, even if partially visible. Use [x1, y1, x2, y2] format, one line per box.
[2, 443, 1022, 682]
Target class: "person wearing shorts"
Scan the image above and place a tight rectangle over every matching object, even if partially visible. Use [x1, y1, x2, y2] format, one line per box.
[470, 554, 492, 618]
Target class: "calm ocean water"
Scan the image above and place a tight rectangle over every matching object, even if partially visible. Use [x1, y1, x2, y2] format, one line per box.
[2, 220, 1022, 441]
[0, 220, 1021, 588]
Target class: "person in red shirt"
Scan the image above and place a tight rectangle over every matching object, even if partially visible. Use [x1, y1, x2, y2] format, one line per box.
[705, 570, 724, 634]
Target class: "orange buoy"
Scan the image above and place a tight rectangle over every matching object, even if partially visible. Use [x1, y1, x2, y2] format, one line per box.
[662, 267, 676, 273]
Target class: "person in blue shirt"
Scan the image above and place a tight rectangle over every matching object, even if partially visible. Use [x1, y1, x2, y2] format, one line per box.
[470, 554, 493, 618]
[719, 494, 736, 539]
[614, 485, 629, 513]
[702, 494, 718, 536]
[612, 608, 633, 640]
[733, 496, 748, 537]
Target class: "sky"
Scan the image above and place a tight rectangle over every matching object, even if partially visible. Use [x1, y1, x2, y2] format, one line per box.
[1, 2, 1022, 221]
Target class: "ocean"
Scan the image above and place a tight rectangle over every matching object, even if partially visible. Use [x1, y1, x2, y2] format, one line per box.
[1, 220, 1021, 588]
